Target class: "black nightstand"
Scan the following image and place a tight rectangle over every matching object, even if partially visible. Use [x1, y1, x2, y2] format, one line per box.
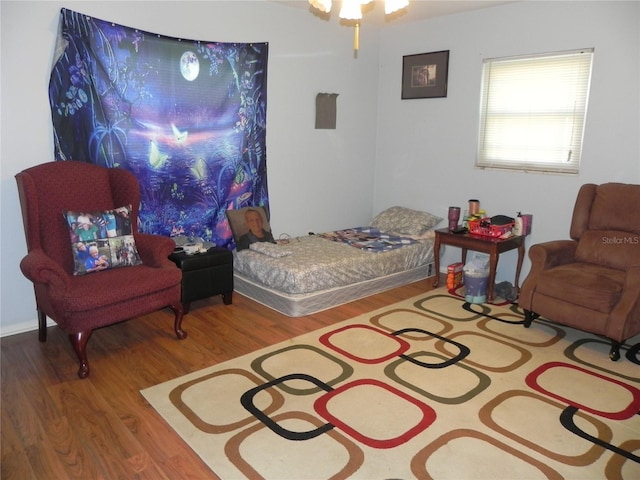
[169, 247, 234, 313]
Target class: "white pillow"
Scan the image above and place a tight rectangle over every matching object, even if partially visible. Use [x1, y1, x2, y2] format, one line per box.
[370, 206, 442, 236]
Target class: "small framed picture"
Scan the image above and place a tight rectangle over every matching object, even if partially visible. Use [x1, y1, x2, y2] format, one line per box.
[401, 50, 450, 99]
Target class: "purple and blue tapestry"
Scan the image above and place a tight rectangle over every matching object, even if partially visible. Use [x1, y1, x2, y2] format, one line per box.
[49, 8, 269, 247]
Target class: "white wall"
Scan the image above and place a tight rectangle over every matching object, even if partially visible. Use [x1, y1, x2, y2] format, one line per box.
[375, 0, 640, 281]
[1, 1, 638, 336]
[0, 0, 381, 335]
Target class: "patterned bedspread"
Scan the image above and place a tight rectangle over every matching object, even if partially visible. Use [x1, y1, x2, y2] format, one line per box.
[318, 227, 416, 252]
[233, 232, 434, 295]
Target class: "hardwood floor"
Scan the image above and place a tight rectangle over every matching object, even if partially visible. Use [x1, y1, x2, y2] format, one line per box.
[1, 279, 437, 479]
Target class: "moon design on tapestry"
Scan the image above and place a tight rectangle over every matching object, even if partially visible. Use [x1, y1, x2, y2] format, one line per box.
[180, 51, 199, 81]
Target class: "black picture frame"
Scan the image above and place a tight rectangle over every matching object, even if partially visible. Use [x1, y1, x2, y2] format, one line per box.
[401, 50, 450, 99]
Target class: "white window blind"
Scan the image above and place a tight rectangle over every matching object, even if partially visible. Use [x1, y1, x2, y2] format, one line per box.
[477, 49, 594, 174]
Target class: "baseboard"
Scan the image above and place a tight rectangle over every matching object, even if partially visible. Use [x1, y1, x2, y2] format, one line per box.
[0, 318, 55, 338]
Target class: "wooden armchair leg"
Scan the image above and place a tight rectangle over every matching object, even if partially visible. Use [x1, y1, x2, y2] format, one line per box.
[69, 330, 92, 379]
[170, 304, 187, 340]
[38, 310, 47, 342]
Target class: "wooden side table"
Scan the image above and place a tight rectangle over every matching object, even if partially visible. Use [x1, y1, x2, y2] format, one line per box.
[432, 228, 525, 302]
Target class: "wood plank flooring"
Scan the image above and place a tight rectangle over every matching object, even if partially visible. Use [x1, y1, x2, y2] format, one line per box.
[1, 278, 437, 479]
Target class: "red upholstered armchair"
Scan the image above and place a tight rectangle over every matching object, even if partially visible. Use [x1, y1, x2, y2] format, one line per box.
[519, 183, 640, 361]
[15, 161, 185, 378]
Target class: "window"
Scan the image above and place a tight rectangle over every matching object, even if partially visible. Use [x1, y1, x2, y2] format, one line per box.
[477, 49, 594, 174]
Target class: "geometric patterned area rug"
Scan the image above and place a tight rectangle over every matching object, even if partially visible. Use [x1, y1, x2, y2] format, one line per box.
[141, 289, 640, 479]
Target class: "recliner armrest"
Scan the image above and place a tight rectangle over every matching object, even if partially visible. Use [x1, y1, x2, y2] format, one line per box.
[528, 240, 577, 271]
[135, 233, 177, 268]
[607, 264, 640, 342]
[519, 240, 577, 311]
[19, 248, 70, 290]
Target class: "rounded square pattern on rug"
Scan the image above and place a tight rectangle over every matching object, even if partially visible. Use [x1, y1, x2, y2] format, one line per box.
[142, 288, 640, 480]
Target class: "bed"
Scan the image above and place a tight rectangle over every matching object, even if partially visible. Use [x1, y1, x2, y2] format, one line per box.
[230, 206, 442, 317]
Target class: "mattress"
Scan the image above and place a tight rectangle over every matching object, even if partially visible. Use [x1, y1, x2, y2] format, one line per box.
[234, 264, 433, 317]
[232, 233, 435, 316]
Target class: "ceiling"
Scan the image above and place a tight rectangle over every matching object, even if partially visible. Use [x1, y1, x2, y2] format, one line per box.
[273, 1, 518, 25]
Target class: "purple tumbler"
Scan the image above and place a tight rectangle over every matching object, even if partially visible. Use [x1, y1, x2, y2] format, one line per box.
[448, 207, 461, 231]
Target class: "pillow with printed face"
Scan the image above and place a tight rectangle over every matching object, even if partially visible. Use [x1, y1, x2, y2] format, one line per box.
[370, 206, 443, 236]
[64, 205, 142, 275]
[226, 206, 276, 251]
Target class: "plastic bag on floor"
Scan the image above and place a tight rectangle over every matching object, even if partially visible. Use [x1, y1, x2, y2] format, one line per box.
[495, 281, 518, 302]
[463, 254, 489, 275]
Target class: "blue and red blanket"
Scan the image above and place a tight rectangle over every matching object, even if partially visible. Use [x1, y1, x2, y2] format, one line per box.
[319, 227, 417, 253]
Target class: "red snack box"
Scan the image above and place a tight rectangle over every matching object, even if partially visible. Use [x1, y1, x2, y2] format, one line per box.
[447, 262, 464, 289]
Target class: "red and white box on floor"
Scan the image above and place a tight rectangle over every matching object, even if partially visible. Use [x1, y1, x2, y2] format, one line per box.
[447, 262, 464, 289]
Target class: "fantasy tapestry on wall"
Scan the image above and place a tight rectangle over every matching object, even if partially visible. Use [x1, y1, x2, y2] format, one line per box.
[49, 8, 269, 247]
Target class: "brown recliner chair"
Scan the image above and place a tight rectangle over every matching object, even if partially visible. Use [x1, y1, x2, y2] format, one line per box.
[15, 161, 186, 378]
[519, 183, 640, 361]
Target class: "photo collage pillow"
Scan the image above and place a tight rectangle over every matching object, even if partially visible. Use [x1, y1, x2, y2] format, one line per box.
[64, 205, 142, 275]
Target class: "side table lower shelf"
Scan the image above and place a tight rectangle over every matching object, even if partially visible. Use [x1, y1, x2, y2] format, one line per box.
[432, 228, 525, 302]
[169, 247, 234, 313]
